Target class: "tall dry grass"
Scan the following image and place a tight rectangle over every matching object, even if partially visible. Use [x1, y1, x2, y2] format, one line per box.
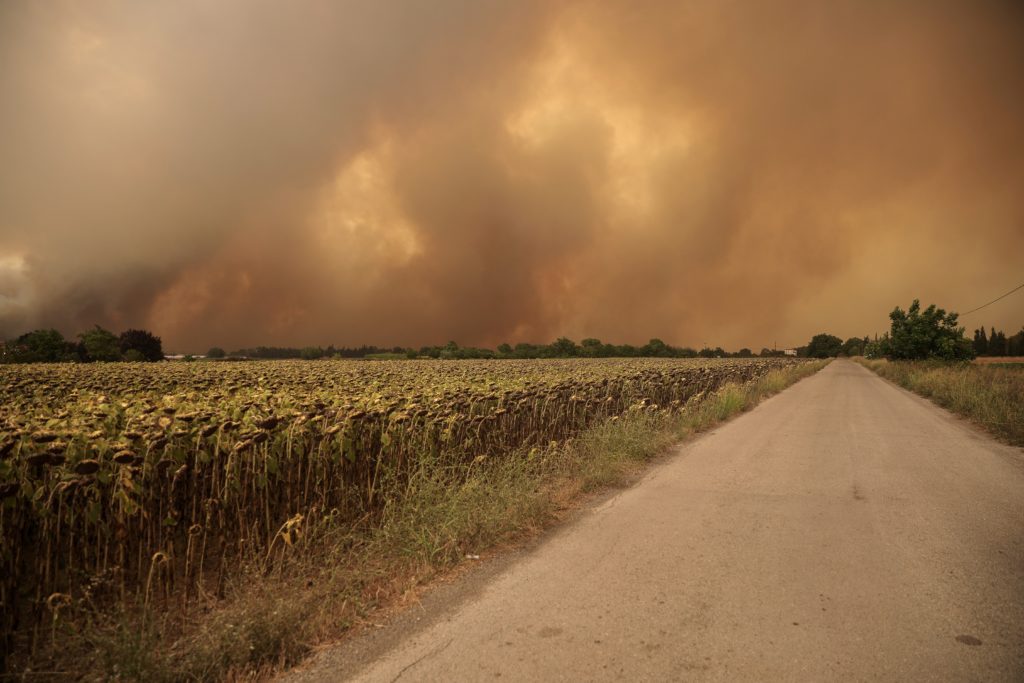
[859, 359, 1024, 445]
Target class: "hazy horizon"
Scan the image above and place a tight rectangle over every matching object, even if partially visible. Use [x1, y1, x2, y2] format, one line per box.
[2, 1, 1023, 352]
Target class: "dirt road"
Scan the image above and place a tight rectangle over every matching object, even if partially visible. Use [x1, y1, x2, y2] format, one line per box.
[289, 360, 1024, 681]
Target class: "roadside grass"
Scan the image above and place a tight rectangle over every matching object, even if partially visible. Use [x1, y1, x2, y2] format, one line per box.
[859, 359, 1024, 446]
[972, 356, 1024, 366]
[60, 360, 828, 681]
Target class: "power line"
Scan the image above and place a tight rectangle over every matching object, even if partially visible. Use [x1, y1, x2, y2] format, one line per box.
[959, 281, 1024, 317]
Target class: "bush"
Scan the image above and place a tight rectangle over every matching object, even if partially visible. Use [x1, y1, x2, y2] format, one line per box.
[299, 347, 325, 360]
[806, 333, 843, 358]
[119, 329, 164, 362]
[79, 326, 122, 362]
[841, 336, 866, 357]
[888, 300, 974, 360]
[2, 329, 74, 363]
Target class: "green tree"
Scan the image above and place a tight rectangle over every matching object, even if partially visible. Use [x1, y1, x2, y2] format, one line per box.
[989, 329, 1007, 357]
[438, 340, 460, 359]
[736, 348, 753, 357]
[1009, 328, 1024, 356]
[643, 338, 670, 357]
[973, 328, 988, 356]
[580, 338, 603, 357]
[206, 347, 226, 359]
[840, 336, 865, 357]
[551, 337, 579, 357]
[511, 343, 535, 358]
[887, 300, 974, 360]
[3, 329, 73, 363]
[806, 333, 843, 358]
[864, 334, 889, 359]
[79, 326, 122, 362]
[119, 329, 164, 361]
[299, 346, 324, 360]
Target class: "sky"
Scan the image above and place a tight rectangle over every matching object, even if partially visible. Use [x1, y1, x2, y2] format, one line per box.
[1, 0, 1022, 353]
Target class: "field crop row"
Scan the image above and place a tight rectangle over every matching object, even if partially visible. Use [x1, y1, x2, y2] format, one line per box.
[0, 357, 794, 664]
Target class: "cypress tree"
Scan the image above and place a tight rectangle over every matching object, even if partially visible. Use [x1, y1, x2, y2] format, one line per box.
[973, 328, 988, 355]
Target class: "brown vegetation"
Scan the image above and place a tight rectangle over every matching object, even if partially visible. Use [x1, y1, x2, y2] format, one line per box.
[0, 358, 819, 676]
[859, 360, 1024, 445]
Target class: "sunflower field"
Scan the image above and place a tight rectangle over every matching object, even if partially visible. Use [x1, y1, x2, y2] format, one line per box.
[0, 357, 793, 659]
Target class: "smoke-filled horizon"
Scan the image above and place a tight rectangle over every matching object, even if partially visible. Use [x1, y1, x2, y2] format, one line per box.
[2, 0, 1023, 353]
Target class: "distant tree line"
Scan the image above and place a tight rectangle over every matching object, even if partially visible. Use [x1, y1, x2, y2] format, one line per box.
[14, 304, 1011, 365]
[798, 334, 871, 359]
[0, 327, 163, 363]
[795, 299, 1024, 362]
[406, 338, 760, 360]
[214, 345, 412, 360]
[971, 326, 1024, 357]
[206, 339, 764, 361]
[0, 331, 781, 364]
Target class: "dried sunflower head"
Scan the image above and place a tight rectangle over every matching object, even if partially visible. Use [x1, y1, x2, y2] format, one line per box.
[113, 450, 136, 465]
[73, 459, 100, 475]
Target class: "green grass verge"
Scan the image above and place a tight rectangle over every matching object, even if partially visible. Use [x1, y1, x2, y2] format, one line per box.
[47, 360, 829, 681]
[859, 359, 1024, 446]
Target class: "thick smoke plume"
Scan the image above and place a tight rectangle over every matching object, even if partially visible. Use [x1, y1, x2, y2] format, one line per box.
[1, 0, 1022, 351]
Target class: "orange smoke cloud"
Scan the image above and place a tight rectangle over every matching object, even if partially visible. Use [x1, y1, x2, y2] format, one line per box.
[1, 0, 1022, 351]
